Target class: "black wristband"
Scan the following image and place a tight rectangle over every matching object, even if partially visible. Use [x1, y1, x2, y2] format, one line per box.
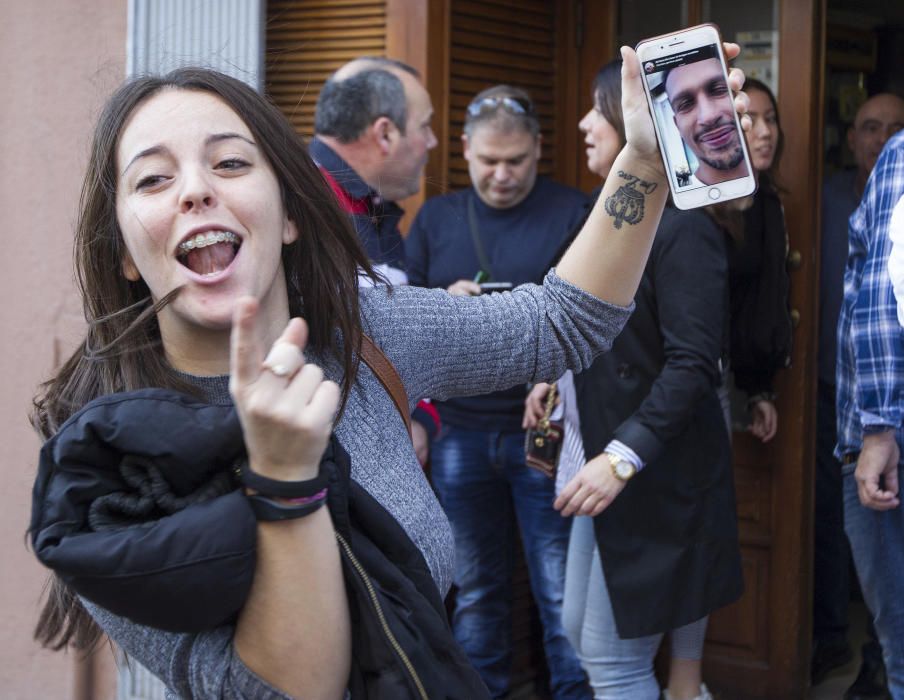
[247, 494, 327, 521]
[237, 460, 329, 499]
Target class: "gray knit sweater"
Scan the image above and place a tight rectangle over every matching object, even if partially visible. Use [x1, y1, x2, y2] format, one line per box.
[85, 270, 631, 698]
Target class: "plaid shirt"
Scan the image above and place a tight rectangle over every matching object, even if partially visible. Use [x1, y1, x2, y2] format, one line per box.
[835, 130, 904, 460]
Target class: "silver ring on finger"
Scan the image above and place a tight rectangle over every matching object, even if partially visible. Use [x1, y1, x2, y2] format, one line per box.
[262, 342, 304, 378]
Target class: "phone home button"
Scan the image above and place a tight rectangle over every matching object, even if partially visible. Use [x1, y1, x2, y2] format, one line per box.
[708, 187, 722, 200]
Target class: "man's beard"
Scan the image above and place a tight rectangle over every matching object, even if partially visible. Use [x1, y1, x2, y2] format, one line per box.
[699, 143, 744, 172]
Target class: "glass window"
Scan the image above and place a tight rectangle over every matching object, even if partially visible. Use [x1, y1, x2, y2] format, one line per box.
[704, 0, 779, 96]
[616, 0, 686, 50]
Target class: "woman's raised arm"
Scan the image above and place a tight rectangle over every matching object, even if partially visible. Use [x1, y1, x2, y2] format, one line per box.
[557, 44, 748, 306]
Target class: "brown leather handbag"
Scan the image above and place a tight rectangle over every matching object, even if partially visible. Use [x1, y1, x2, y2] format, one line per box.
[524, 383, 563, 479]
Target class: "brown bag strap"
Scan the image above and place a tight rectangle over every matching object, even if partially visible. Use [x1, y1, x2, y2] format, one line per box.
[359, 334, 412, 439]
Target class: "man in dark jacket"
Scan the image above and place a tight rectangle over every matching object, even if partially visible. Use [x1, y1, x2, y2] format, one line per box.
[405, 86, 589, 699]
[312, 57, 441, 462]
[312, 56, 437, 285]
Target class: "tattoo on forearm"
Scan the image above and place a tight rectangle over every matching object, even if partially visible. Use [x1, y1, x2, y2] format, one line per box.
[604, 170, 659, 229]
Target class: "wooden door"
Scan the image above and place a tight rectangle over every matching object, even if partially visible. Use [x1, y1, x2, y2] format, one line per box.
[694, 2, 824, 698]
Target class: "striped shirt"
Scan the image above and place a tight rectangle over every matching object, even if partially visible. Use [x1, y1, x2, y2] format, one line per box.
[554, 370, 643, 496]
[835, 130, 904, 460]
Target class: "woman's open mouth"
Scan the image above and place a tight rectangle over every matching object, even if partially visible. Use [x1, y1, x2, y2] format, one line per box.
[176, 231, 241, 276]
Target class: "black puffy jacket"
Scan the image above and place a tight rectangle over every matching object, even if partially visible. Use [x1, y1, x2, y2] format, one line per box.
[30, 388, 489, 700]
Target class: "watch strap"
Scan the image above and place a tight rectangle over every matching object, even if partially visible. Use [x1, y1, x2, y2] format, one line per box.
[238, 462, 329, 499]
[247, 494, 327, 521]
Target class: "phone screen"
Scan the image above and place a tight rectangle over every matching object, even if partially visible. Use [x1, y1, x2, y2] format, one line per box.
[638, 32, 754, 206]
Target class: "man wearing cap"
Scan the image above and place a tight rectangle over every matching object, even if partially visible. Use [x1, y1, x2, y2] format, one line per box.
[405, 85, 589, 699]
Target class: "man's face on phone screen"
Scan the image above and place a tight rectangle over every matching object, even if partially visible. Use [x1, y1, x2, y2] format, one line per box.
[664, 58, 744, 181]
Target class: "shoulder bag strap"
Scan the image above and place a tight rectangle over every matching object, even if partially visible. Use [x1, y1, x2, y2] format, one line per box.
[467, 194, 495, 279]
[359, 334, 412, 440]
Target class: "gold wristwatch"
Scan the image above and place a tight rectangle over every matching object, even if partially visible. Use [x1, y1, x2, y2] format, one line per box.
[606, 452, 636, 482]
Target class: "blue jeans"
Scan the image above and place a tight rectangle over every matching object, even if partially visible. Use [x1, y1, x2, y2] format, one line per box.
[843, 465, 904, 699]
[562, 516, 662, 699]
[430, 425, 588, 699]
[562, 517, 708, 699]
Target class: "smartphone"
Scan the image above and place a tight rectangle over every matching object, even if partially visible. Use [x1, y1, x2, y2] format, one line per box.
[635, 23, 756, 210]
[479, 282, 513, 293]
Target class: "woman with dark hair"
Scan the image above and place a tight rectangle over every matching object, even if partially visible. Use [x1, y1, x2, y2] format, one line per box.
[525, 58, 744, 700]
[26, 47, 749, 698]
[719, 77, 792, 442]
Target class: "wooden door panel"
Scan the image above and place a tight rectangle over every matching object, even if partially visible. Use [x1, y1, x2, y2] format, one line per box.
[447, 0, 560, 184]
[709, 548, 770, 659]
[265, 0, 387, 137]
[700, 1, 824, 696]
[734, 465, 774, 540]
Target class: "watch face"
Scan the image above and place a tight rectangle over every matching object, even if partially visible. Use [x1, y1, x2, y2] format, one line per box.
[615, 461, 635, 479]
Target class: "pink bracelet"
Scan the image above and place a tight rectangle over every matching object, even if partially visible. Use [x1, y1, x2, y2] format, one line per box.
[282, 488, 328, 506]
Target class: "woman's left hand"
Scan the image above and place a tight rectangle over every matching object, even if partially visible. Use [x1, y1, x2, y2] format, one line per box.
[522, 382, 554, 429]
[749, 399, 777, 442]
[554, 453, 627, 517]
[229, 298, 339, 481]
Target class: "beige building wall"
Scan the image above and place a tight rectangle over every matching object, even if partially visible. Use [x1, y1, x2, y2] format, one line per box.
[0, 1, 126, 697]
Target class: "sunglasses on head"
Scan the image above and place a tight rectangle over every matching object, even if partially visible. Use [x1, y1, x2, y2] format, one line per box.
[466, 96, 536, 119]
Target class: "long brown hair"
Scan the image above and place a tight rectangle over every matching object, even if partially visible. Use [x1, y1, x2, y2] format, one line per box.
[592, 59, 626, 151]
[31, 68, 377, 650]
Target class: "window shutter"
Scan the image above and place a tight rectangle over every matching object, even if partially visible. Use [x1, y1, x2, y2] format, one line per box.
[265, 0, 388, 138]
[448, 1, 558, 189]
[127, 0, 264, 88]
